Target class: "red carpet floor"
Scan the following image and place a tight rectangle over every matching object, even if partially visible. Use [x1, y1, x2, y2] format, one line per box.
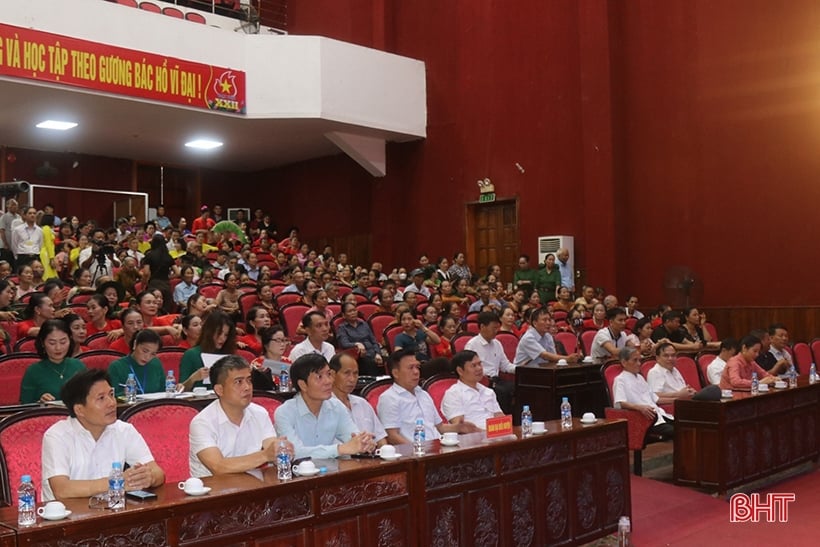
[631, 469, 819, 546]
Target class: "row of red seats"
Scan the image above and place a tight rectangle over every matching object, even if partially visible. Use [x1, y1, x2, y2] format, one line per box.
[110, 0, 208, 24]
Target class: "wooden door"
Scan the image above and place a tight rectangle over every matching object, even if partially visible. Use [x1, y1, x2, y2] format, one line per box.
[466, 199, 519, 285]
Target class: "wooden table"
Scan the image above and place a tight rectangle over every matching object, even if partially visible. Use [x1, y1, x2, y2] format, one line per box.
[674, 378, 820, 493]
[514, 361, 608, 422]
[0, 419, 629, 546]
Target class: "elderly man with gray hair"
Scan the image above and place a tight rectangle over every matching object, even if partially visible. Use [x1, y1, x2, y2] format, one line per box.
[612, 346, 674, 438]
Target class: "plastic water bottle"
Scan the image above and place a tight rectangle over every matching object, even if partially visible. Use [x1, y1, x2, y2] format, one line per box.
[521, 405, 533, 438]
[788, 365, 797, 388]
[810, 363, 817, 384]
[108, 462, 125, 510]
[165, 369, 176, 396]
[618, 515, 632, 547]
[413, 418, 426, 455]
[751, 372, 759, 396]
[560, 397, 572, 429]
[125, 373, 137, 403]
[279, 364, 290, 393]
[276, 440, 292, 481]
[17, 475, 35, 527]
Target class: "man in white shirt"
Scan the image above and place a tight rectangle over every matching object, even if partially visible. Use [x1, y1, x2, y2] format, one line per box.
[590, 307, 630, 364]
[10, 206, 43, 267]
[330, 353, 388, 446]
[441, 350, 502, 429]
[646, 342, 696, 400]
[41, 369, 165, 501]
[378, 349, 479, 444]
[79, 228, 121, 283]
[288, 311, 335, 362]
[514, 308, 581, 366]
[402, 268, 432, 299]
[275, 354, 375, 459]
[189, 355, 293, 478]
[706, 338, 739, 385]
[612, 346, 674, 437]
[464, 311, 517, 413]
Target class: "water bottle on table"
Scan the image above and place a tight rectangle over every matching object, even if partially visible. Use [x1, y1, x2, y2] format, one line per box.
[165, 369, 176, 396]
[279, 364, 290, 393]
[108, 462, 125, 510]
[810, 363, 817, 384]
[276, 440, 292, 481]
[788, 365, 797, 388]
[751, 372, 759, 396]
[125, 373, 137, 403]
[560, 397, 572, 429]
[17, 474, 35, 526]
[413, 419, 426, 455]
[521, 405, 533, 437]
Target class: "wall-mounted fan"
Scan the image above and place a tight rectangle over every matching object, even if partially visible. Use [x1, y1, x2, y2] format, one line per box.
[663, 266, 702, 308]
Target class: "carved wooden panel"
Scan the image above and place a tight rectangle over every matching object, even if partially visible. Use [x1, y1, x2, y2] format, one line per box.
[502, 478, 538, 547]
[543, 473, 569, 543]
[602, 459, 627, 524]
[465, 486, 501, 547]
[727, 429, 742, 482]
[427, 495, 462, 547]
[179, 493, 311, 542]
[425, 455, 494, 490]
[364, 506, 410, 547]
[500, 441, 571, 474]
[31, 522, 166, 547]
[313, 516, 359, 547]
[571, 467, 599, 538]
[319, 472, 407, 514]
[760, 422, 774, 468]
[575, 428, 625, 457]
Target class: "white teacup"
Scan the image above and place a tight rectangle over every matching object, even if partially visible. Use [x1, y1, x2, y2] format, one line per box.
[582, 412, 596, 422]
[582, 356, 594, 363]
[758, 384, 770, 392]
[178, 477, 204, 492]
[531, 421, 546, 433]
[440, 432, 458, 443]
[775, 381, 787, 389]
[293, 460, 317, 475]
[37, 501, 66, 518]
[375, 445, 397, 458]
[192, 387, 208, 395]
[557, 358, 568, 366]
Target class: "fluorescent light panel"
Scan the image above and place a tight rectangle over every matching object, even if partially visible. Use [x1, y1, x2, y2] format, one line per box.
[36, 120, 78, 130]
[185, 139, 223, 150]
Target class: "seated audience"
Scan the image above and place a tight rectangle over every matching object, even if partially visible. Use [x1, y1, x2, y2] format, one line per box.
[329, 353, 388, 447]
[651, 310, 702, 353]
[275, 354, 375, 458]
[393, 309, 440, 362]
[706, 338, 739, 385]
[612, 346, 674, 437]
[180, 310, 237, 391]
[468, 284, 504, 314]
[378, 349, 479, 444]
[646, 343, 696, 400]
[288, 311, 335, 362]
[681, 307, 719, 350]
[625, 295, 644, 319]
[590, 307, 629, 364]
[513, 308, 580, 365]
[178, 314, 203, 349]
[84, 294, 122, 336]
[17, 293, 56, 340]
[64, 313, 89, 357]
[624, 317, 656, 358]
[582, 303, 608, 332]
[441, 350, 502, 429]
[189, 355, 293, 477]
[237, 306, 271, 355]
[756, 324, 793, 375]
[719, 334, 776, 391]
[464, 312, 517, 414]
[335, 302, 383, 375]
[109, 308, 143, 355]
[20, 319, 87, 404]
[173, 265, 198, 311]
[108, 330, 165, 397]
[41, 369, 165, 501]
[430, 315, 458, 359]
[498, 307, 522, 337]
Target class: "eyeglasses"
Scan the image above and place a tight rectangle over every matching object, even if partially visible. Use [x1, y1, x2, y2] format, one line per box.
[271, 338, 290, 345]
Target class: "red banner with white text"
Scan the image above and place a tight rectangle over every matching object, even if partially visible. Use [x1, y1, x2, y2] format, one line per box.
[0, 23, 245, 114]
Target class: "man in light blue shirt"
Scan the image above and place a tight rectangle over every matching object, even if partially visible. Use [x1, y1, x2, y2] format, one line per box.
[557, 247, 574, 295]
[514, 308, 581, 366]
[274, 354, 375, 459]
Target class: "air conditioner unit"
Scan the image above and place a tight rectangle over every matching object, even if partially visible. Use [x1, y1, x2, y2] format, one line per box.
[537, 235, 574, 273]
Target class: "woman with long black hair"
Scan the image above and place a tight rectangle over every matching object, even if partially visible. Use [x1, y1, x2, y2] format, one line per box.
[141, 234, 178, 314]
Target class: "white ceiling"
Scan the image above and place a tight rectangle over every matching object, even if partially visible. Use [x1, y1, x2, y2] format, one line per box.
[0, 77, 412, 173]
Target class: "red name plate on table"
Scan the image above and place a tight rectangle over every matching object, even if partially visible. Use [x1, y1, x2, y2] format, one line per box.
[485, 415, 513, 438]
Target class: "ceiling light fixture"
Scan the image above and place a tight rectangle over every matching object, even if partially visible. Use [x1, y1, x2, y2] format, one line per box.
[185, 139, 223, 150]
[36, 120, 78, 130]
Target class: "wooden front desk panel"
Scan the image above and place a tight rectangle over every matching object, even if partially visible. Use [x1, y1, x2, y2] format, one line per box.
[515, 363, 608, 421]
[0, 420, 629, 546]
[674, 379, 820, 493]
